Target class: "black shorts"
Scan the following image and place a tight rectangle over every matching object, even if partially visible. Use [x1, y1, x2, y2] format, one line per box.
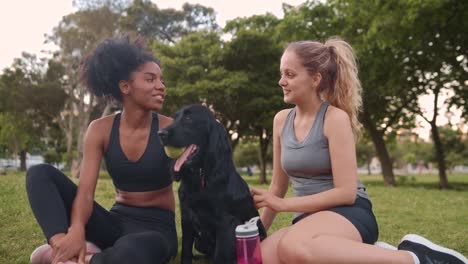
[292, 196, 379, 244]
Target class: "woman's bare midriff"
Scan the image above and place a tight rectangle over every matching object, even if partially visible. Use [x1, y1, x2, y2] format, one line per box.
[115, 184, 175, 211]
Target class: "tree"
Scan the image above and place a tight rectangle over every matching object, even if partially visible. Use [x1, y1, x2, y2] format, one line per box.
[155, 13, 284, 183]
[278, 0, 401, 185]
[324, 0, 448, 185]
[154, 30, 254, 149]
[233, 138, 259, 168]
[222, 14, 285, 183]
[46, 6, 121, 177]
[181, 3, 218, 32]
[72, 0, 132, 12]
[0, 53, 66, 170]
[388, 133, 434, 173]
[356, 134, 375, 175]
[358, 44, 418, 186]
[120, 1, 218, 43]
[438, 126, 467, 171]
[387, 0, 468, 188]
[154, 31, 229, 110]
[0, 113, 34, 170]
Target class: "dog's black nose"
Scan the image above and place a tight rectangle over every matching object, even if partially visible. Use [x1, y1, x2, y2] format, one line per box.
[158, 130, 169, 142]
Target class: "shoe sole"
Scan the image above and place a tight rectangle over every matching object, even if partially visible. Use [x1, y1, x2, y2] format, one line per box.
[30, 242, 101, 264]
[401, 234, 468, 263]
[375, 241, 398, 250]
[30, 244, 52, 264]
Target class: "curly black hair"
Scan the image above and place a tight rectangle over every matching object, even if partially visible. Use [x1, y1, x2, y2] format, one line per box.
[80, 33, 160, 102]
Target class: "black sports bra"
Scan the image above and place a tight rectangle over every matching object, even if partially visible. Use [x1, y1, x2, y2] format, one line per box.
[104, 113, 172, 192]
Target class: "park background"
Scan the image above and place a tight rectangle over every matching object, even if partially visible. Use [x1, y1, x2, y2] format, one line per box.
[0, 0, 467, 263]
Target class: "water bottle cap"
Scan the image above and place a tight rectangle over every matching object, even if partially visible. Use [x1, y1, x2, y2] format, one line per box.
[235, 216, 260, 238]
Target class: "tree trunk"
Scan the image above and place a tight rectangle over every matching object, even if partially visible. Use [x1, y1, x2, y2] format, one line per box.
[73, 93, 95, 178]
[71, 159, 80, 178]
[258, 128, 271, 184]
[430, 121, 449, 189]
[19, 150, 27, 171]
[362, 108, 395, 186]
[100, 102, 113, 118]
[231, 134, 240, 153]
[426, 88, 449, 189]
[65, 113, 74, 170]
[57, 100, 75, 172]
[224, 121, 240, 152]
[367, 159, 371, 175]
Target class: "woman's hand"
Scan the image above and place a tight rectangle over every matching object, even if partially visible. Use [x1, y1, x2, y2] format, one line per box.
[251, 187, 287, 212]
[51, 227, 86, 264]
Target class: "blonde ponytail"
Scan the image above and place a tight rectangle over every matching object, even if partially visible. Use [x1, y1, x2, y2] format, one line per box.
[324, 37, 362, 139]
[285, 37, 362, 139]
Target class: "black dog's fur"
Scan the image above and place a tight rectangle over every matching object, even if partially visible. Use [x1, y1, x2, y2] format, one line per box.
[159, 104, 267, 264]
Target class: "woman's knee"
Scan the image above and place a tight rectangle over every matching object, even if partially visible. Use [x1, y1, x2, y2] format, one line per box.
[107, 239, 141, 262]
[111, 232, 172, 263]
[277, 232, 321, 264]
[133, 231, 169, 248]
[26, 163, 57, 186]
[261, 227, 288, 264]
[94, 237, 142, 264]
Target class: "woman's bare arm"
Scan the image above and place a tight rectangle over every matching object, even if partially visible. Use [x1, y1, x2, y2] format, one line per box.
[51, 119, 107, 263]
[258, 110, 290, 231]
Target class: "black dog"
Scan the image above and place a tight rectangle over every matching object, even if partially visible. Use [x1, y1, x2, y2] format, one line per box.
[158, 104, 266, 264]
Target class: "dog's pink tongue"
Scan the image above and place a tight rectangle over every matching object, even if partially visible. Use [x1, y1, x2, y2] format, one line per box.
[174, 144, 196, 172]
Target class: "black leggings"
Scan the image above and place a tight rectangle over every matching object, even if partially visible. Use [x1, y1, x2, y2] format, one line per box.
[26, 164, 177, 264]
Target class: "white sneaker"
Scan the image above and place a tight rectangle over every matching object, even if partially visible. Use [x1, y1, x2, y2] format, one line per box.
[374, 241, 397, 250]
[30, 242, 101, 264]
[398, 234, 468, 264]
[30, 244, 53, 264]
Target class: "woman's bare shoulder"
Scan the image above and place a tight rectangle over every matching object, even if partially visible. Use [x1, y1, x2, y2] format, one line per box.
[324, 105, 352, 137]
[273, 108, 293, 137]
[274, 108, 293, 127]
[86, 114, 117, 137]
[324, 105, 350, 125]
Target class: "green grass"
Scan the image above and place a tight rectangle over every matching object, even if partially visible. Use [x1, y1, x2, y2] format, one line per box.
[0, 172, 467, 263]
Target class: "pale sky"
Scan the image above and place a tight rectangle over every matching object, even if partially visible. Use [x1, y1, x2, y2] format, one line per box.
[0, 0, 305, 71]
[0, 0, 463, 140]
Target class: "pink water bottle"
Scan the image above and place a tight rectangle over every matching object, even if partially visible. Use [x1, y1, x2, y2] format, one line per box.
[236, 216, 263, 264]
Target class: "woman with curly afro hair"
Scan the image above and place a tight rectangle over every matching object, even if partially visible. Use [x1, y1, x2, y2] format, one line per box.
[26, 33, 177, 264]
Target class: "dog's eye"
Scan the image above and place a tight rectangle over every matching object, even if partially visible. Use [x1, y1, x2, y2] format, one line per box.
[182, 115, 192, 124]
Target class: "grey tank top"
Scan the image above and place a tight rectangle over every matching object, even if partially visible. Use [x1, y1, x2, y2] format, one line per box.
[280, 102, 370, 212]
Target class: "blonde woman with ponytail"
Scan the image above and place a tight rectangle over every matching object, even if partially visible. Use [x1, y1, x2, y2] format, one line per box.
[251, 38, 467, 264]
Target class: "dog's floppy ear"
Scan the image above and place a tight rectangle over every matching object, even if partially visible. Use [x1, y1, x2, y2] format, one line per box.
[205, 118, 231, 184]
